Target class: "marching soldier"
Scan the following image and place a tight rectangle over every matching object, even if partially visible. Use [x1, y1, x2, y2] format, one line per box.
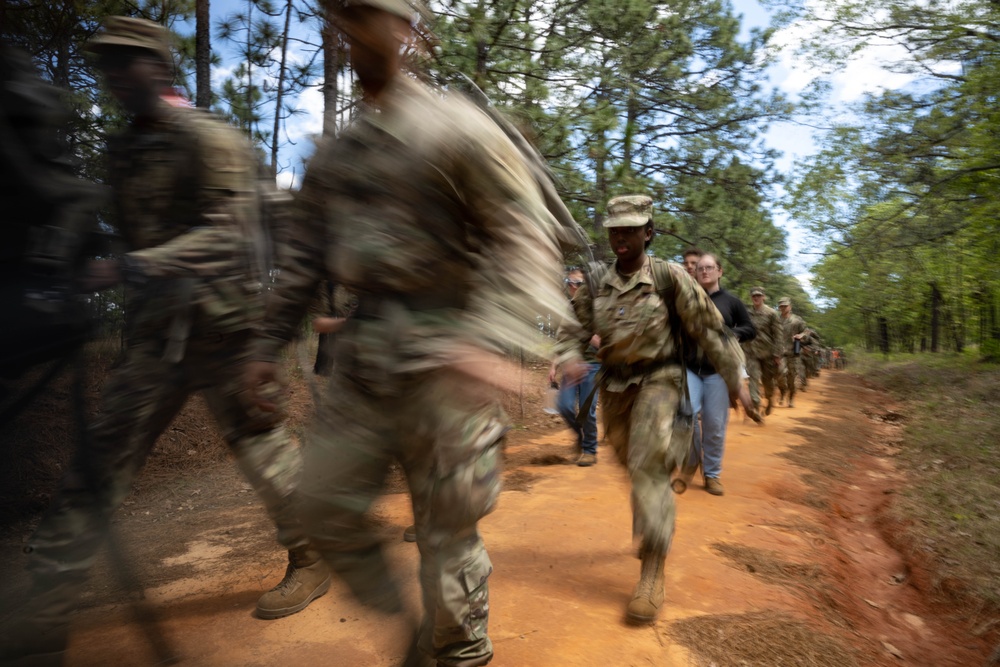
[2, 17, 329, 665]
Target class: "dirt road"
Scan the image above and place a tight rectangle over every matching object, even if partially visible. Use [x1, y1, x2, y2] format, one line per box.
[6, 372, 990, 666]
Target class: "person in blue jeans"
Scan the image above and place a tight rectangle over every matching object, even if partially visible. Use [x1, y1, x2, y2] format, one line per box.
[686, 253, 757, 495]
[549, 268, 602, 466]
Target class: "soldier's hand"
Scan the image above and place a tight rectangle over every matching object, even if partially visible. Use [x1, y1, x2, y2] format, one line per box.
[80, 259, 121, 291]
[245, 361, 282, 413]
[313, 316, 346, 334]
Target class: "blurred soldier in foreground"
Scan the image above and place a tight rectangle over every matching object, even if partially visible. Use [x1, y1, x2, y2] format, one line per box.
[777, 296, 808, 408]
[1, 17, 330, 664]
[243, 0, 575, 664]
[743, 287, 783, 416]
[556, 195, 747, 624]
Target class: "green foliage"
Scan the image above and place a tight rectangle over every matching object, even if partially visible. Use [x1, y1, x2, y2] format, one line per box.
[787, 0, 1000, 355]
[428, 0, 800, 290]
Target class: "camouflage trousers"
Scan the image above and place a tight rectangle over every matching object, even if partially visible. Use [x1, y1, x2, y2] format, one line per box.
[12, 331, 306, 655]
[299, 367, 504, 667]
[600, 369, 688, 556]
[745, 356, 778, 409]
[777, 356, 801, 400]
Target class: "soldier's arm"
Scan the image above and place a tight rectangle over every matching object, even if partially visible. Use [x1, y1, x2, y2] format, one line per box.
[454, 111, 580, 362]
[554, 284, 593, 369]
[769, 311, 784, 358]
[250, 142, 331, 362]
[127, 118, 254, 279]
[668, 264, 743, 394]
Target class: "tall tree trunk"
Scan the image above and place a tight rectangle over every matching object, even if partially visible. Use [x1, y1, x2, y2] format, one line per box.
[930, 282, 941, 353]
[878, 316, 889, 355]
[245, 0, 254, 135]
[270, 0, 293, 177]
[321, 3, 340, 136]
[195, 0, 211, 108]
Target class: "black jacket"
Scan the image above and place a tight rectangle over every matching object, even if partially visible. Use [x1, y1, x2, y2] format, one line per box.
[687, 287, 755, 376]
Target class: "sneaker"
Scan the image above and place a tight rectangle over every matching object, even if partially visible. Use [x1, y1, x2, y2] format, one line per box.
[705, 477, 725, 496]
[576, 452, 597, 467]
[403, 525, 417, 542]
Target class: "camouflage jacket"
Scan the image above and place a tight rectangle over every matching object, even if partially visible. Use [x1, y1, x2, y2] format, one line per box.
[743, 303, 783, 359]
[253, 77, 574, 378]
[557, 257, 743, 393]
[108, 102, 259, 339]
[780, 313, 808, 356]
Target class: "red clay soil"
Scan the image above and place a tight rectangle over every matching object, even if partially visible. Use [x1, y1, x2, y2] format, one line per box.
[1, 371, 994, 666]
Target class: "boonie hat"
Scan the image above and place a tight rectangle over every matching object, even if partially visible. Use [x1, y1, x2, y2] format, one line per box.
[750, 286, 766, 297]
[605, 194, 653, 228]
[85, 16, 173, 67]
[777, 297, 792, 306]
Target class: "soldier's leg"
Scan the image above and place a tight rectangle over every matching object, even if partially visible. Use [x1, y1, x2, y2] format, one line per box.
[8, 342, 190, 659]
[786, 357, 799, 406]
[760, 358, 776, 412]
[296, 373, 402, 614]
[401, 370, 505, 667]
[745, 357, 762, 409]
[623, 379, 680, 623]
[201, 341, 328, 619]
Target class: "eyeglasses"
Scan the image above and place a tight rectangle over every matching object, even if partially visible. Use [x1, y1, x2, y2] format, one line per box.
[696, 266, 718, 273]
[565, 279, 584, 286]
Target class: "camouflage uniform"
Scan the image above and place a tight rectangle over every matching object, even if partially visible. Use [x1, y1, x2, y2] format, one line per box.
[7, 18, 318, 660]
[252, 75, 572, 666]
[557, 195, 744, 624]
[777, 297, 808, 405]
[742, 288, 783, 412]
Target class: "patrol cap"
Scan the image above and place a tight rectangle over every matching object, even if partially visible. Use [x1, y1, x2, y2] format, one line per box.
[332, 0, 427, 22]
[750, 286, 766, 297]
[85, 16, 173, 67]
[604, 194, 653, 228]
[777, 297, 792, 306]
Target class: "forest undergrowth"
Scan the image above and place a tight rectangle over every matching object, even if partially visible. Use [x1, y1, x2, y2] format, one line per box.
[852, 351, 1000, 620]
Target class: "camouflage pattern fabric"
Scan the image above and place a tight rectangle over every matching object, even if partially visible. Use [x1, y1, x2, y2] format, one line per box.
[13, 104, 308, 655]
[108, 104, 265, 340]
[742, 303, 783, 408]
[252, 76, 573, 666]
[557, 256, 744, 555]
[780, 312, 808, 400]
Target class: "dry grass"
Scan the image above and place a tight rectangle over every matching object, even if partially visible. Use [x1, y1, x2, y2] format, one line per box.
[668, 610, 858, 667]
[711, 542, 822, 587]
[853, 353, 1000, 608]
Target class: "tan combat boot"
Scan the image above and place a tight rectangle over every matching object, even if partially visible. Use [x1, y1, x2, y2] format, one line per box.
[625, 551, 665, 624]
[256, 548, 331, 619]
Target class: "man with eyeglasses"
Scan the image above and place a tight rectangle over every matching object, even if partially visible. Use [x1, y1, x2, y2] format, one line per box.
[686, 253, 757, 496]
[548, 268, 601, 465]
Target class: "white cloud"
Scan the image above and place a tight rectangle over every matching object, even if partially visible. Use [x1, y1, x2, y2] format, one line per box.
[275, 170, 302, 191]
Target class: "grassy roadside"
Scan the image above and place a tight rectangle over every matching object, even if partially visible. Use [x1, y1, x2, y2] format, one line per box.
[849, 350, 1000, 615]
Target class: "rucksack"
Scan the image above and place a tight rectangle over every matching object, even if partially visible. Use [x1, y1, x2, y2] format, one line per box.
[0, 46, 102, 378]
